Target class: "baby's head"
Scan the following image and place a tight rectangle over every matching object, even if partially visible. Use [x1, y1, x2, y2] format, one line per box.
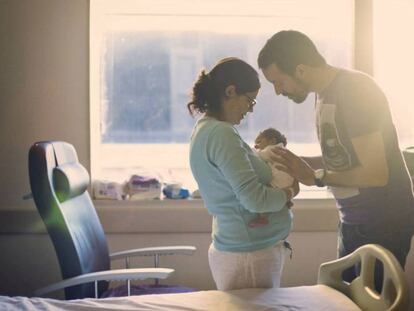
[254, 128, 287, 150]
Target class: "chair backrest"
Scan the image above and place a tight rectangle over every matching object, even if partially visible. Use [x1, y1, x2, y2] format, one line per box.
[29, 141, 110, 299]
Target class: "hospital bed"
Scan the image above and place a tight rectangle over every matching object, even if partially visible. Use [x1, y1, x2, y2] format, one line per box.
[0, 244, 408, 310]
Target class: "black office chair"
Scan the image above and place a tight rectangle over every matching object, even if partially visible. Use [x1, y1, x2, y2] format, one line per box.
[28, 141, 196, 299]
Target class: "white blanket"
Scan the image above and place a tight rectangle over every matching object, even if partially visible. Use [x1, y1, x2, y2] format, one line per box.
[0, 285, 360, 311]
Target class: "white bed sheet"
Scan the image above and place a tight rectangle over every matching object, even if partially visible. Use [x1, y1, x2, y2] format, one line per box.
[0, 285, 361, 311]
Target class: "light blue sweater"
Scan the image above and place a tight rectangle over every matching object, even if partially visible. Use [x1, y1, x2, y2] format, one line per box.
[189, 116, 293, 252]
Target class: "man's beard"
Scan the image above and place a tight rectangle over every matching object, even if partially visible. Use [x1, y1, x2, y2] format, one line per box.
[289, 77, 310, 104]
[284, 89, 308, 104]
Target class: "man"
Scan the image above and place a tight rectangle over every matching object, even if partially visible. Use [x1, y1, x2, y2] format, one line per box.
[258, 30, 414, 288]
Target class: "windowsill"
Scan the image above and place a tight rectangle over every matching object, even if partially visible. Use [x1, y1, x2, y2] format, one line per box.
[1, 193, 338, 234]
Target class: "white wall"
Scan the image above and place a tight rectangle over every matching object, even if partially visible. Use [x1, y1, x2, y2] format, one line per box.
[0, 0, 90, 212]
[0, 229, 339, 299]
[0, 202, 340, 299]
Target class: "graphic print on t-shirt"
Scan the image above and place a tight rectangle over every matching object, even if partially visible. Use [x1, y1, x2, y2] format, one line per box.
[317, 104, 352, 171]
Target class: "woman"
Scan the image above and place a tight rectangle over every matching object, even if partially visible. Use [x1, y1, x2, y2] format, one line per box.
[188, 57, 298, 290]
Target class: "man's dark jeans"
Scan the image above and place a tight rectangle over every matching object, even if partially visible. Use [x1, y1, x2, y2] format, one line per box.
[338, 220, 413, 292]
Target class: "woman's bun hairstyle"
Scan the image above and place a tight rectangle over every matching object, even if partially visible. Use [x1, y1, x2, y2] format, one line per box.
[188, 57, 260, 116]
[187, 70, 218, 115]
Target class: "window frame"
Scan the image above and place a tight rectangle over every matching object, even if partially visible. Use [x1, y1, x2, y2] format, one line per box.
[89, 0, 380, 197]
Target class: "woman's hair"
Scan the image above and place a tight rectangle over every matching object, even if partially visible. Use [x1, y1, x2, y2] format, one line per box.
[258, 30, 326, 75]
[188, 57, 260, 116]
[260, 127, 287, 147]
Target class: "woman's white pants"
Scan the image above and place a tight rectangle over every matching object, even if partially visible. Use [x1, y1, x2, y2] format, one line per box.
[208, 241, 286, 291]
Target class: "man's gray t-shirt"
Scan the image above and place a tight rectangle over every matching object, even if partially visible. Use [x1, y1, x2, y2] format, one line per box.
[316, 69, 414, 224]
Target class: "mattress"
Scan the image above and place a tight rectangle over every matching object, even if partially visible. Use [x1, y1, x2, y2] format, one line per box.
[0, 285, 360, 311]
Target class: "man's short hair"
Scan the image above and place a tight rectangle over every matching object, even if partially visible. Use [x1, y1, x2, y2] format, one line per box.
[258, 30, 326, 75]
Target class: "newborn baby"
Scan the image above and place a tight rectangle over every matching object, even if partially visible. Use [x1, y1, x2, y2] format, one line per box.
[249, 128, 295, 228]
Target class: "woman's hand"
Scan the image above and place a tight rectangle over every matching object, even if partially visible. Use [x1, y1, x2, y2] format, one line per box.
[282, 180, 299, 203]
[291, 179, 300, 197]
[270, 146, 316, 186]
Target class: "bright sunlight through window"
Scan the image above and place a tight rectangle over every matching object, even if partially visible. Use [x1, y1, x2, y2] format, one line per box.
[90, 0, 354, 192]
[373, 0, 414, 147]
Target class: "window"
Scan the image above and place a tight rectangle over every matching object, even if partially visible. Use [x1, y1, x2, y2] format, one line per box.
[373, 0, 414, 147]
[90, 0, 354, 191]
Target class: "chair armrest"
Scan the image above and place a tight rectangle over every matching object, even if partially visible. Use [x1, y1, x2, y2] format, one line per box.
[35, 268, 173, 296]
[110, 246, 196, 261]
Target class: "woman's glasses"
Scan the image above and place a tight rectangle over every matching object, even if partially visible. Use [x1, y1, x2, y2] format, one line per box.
[244, 94, 257, 109]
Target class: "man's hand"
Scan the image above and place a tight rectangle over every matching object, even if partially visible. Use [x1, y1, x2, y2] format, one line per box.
[270, 146, 316, 186]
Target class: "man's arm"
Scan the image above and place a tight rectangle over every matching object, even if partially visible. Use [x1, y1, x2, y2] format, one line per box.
[301, 156, 324, 170]
[324, 131, 388, 187]
[271, 131, 389, 188]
